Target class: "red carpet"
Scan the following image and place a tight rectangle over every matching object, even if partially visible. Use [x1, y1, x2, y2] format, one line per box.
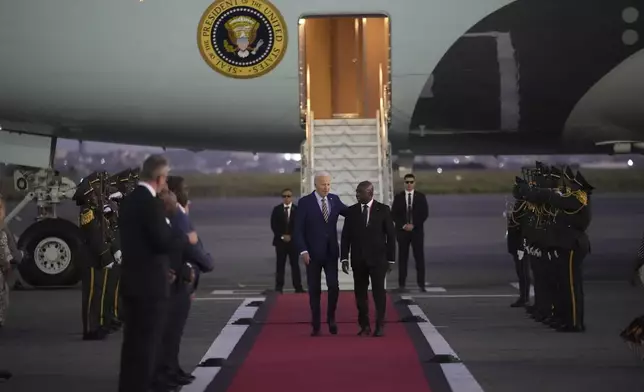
[225, 293, 432, 392]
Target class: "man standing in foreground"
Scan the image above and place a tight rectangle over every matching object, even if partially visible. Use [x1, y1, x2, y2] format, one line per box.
[117, 155, 197, 392]
[340, 181, 396, 337]
[294, 172, 347, 336]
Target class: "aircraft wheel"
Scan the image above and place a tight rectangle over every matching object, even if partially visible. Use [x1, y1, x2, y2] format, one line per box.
[17, 218, 84, 287]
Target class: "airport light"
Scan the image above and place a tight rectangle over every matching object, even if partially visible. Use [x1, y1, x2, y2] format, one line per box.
[627, 159, 634, 167]
[436, 167, 443, 174]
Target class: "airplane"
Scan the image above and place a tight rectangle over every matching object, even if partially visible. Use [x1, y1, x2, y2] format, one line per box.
[1, 0, 643, 287]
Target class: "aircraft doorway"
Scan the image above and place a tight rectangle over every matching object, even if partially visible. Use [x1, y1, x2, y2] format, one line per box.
[298, 15, 391, 120]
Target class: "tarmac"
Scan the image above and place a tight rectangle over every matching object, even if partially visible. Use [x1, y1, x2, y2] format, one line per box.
[1, 193, 644, 391]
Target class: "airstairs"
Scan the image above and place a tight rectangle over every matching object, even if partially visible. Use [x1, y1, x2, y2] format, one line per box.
[300, 65, 394, 291]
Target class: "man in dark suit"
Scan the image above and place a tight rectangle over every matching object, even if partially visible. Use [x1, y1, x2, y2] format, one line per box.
[341, 181, 396, 337]
[294, 171, 348, 336]
[152, 177, 214, 389]
[270, 188, 304, 293]
[117, 155, 197, 392]
[391, 173, 429, 292]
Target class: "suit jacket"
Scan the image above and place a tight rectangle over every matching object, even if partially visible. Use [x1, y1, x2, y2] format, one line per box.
[294, 192, 348, 263]
[170, 209, 214, 292]
[391, 190, 429, 232]
[117, 185, 187, 299]
[340, 201, 396, 267]
[270, 203, 297, 246]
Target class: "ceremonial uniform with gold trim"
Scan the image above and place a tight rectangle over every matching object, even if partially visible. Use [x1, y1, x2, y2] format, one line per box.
[73, 173, 115, 340]
[517, 166, 592, 332]
[507, 177, 530, 307]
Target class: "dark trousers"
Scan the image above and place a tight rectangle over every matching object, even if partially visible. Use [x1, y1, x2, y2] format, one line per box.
[118, 296, 168, 392]
[81, 267, 109, 334]
[512, 253, 531, 301]
[353, 261, 388, 327]
[529, 253, 546, 315]
[155, 287, 192, 377]
[555, 249, 586, 328]
[542, 253, 558, 317]
[306, 259, 339, 328]
[397, 230, 426, 288]
[275, 243, 303, 290]
[104, 265, 122, 324]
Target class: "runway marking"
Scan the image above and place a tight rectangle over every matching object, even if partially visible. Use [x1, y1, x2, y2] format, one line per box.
[194, 297, 259, 301]
[210, 289, 264, 295]
[401, 295, 485, 392]
[412, 294, 516, 299]
[182, 297, 265, 392]
[510, 282, 535, 297]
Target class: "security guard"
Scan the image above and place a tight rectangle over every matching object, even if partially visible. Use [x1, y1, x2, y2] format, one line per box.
[73, 171, 118, 340]
[515, 165, 592, 332]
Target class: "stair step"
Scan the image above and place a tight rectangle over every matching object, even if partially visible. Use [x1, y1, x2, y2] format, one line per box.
[314, 118, 378, 126]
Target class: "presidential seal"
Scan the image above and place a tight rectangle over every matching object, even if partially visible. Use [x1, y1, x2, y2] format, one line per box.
[197, 0, 288, 79]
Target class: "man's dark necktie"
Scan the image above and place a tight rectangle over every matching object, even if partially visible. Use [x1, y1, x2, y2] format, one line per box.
[284, 206, 289, 233]
[407, 193, 413, 224]
[362, 204, 369, 227]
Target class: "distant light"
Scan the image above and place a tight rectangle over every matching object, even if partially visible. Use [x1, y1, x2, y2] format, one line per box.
[627, 159, 634, 167]
[436, 167, 443, 174]
[100, 158, 106, 164]
[0, 124, 2, 131]
[226, 160, 231, 165]
[453, 158, 460, 164]
[278, 168, 285, 173]
[253, 154, 259, 161]
[283, 153, 292, 161]
[293, 153, 301, 162]
[455, 175, 462, 181]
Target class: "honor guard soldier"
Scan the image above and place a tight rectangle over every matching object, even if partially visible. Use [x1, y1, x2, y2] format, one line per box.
[102, 168, 139, 331]
[507, 176, 530, 307]
[515, 165, 593, 332]
[515, 165, 544, 320]
[73, 171, 119, 340]
[102, 197, 123, 332]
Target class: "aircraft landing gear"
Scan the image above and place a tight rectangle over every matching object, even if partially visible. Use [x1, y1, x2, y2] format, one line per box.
[1, 132, 82, 288]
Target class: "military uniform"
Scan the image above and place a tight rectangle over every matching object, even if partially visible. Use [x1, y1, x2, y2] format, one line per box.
[507, 176, 530, 307]
[103, 201, 123, 332]
[516, 165, 592, 333]
[102, 167, 140, 329]
[74, 172, 117, 340]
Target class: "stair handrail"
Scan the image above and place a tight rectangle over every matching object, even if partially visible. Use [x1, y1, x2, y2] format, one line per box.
[305, 65, 314, 194]
[378, 63, 393, 205]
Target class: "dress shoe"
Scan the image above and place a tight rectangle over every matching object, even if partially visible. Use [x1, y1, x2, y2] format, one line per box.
[170, 373, 193, 386]
[510, 298, 527, 308]
[295, 288, 306, 293]
[328, 322, 338, 335]
[419, 287, 427, 292]
[311, 327, 320, 336]
[152, 375, 181, 390]
[83, 328, 109, 341]
[357, 326, 371, 336]
[556, 324, 585, 333]
[176, 369, 195, 382]
[372, 325, 384, 337]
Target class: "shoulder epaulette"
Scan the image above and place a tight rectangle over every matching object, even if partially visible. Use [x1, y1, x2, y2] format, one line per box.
[80, 209, 95, 226]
